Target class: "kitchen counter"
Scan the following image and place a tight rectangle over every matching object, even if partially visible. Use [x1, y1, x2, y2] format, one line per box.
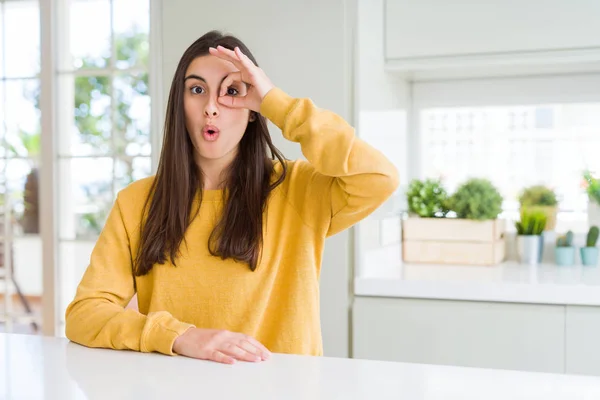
[2, 333, 600, 399]
[355, 261, 600, 305]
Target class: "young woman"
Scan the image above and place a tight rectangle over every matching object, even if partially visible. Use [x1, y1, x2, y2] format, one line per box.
[65, 31, 398, 365]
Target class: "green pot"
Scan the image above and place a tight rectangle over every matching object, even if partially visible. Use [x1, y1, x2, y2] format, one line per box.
[580, 247, 599, 266]
[555, 247, 576, 266]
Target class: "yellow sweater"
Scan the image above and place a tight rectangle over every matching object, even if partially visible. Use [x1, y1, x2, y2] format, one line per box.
[65, 88, 399, 357]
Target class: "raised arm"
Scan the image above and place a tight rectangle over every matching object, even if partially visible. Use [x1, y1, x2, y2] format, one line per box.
[261, 88, 399, 236]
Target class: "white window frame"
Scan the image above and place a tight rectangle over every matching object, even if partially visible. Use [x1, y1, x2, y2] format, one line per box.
[36, 0, 162, 336]
[409, 73, 600, 181]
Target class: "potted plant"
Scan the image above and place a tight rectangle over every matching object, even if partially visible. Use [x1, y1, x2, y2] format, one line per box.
[447, 178, 504, 221]
[403, 177, 506, 265]
[515, 209, 547, 265]
[555, 230, 576, 266]
[518, 185, 558, 231]
[405, 178, 449, 218]
[581, 226, 599, 266]
[583, 171, 600, 228]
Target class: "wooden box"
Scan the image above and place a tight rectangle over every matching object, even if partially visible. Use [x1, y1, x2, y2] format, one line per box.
[402, 218, 506, 266]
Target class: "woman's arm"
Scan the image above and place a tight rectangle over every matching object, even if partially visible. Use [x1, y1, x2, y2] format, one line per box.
[65, 193, 194, 355]
[260, 88, 399, 236]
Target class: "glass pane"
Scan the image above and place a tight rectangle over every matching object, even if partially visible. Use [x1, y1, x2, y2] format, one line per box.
[0, 3, 4, 77]
[70, 0, 111, 69]
[113, 0, 149, 69]
[114, 156, 151, 193]
[4, 1, 40, 77]
[58, 158, 114, 240]
[0, 81, 5, 150]
[3, 159, 39, 236]
[4, 79, 41, 160]
[58, 240, 96, 324]
[420, 103, 600, 232]
[58, 74, 112, 156]
[0, 160, 6, 217]
[114, 73, 150, 156]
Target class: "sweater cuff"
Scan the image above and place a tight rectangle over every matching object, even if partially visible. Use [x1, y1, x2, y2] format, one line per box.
[259, 87, 296, 131]
[140, 311, 195, 356]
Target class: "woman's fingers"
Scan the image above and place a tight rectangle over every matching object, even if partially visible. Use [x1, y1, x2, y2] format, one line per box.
[210, 350, 236, 365]
[222, 343, 262, 362]
[234, 46, 257, 69]
[219, 71, 248, 96]
[243, 336, 271, 360]
[209, 46, 245, 70]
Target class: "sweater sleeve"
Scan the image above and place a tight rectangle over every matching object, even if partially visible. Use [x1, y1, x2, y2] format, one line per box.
[64, 193, 194, 355]
[260, 88, 399, 237]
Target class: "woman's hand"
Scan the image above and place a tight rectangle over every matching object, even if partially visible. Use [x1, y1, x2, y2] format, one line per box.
[208, 45, 275, 112]
[172, 327, 271, 364]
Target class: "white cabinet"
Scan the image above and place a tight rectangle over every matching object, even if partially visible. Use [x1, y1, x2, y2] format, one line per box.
[384, 0, 600, 61]
[353, 297, 565, 374]
[566, 305, 600, 376]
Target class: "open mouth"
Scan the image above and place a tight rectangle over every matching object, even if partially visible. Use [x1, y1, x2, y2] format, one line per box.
[203, 125, 220, 141]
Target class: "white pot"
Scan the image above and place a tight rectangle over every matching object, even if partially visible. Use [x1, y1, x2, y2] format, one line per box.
[517, 235, 542, 265]
[589, 201, 600, 228]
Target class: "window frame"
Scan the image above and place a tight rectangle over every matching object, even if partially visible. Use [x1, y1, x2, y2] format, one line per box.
[36, 0, 161, 335]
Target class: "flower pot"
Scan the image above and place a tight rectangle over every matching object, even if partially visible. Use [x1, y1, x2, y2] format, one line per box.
[517, 235, 541, 265]
[555, 247, 576, 266]
[580, 247, 599, 266]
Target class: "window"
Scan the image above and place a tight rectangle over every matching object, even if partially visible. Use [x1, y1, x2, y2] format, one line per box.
[414, 75, 600, 233]
[0, 0, 152, 334]
[56, 0, 151, 328]
[0, 0, 42, 331]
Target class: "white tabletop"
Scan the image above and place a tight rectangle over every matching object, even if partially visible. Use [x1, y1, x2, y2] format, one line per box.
[2, 333, 600, 399]
[355, 254, 600, 305]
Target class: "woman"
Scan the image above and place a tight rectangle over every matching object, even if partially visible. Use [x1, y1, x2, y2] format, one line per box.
[65, 31, 398, 365]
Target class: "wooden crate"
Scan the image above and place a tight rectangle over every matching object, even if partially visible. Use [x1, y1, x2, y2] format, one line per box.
[402, 218, 506, 266]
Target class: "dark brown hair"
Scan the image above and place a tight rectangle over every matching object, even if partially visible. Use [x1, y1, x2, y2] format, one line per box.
[134, 31, 286, 276]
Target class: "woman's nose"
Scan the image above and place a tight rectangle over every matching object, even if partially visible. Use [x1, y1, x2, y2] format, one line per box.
[204, 97, 219, 117]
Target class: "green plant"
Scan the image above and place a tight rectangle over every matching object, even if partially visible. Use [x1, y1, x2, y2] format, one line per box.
[406, 178, 449, 218]
[515, 209, 547, 235]
[518, 185, 558, 207]
[587, 226, 599, 247]
[556, 230, 575, 247]
[447, 178, 503, 220]
[583, 170, 600, 206]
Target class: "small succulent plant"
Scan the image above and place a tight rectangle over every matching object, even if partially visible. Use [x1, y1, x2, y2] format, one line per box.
[586, 226, 599, 248]
[556, 230, 574, 247]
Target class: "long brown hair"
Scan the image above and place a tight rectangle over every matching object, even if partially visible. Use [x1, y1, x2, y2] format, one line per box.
[134, 31, 286, 276]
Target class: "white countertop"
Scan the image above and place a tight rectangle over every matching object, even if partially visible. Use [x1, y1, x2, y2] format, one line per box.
[3, 333, 600, 399]
[355, 257, 600, 306]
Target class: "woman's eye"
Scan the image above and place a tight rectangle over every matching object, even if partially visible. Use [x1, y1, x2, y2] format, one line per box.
[191, 86, 204, 95]
[226, 87, 239, 96]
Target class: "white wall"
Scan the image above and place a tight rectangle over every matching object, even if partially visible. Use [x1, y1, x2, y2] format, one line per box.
[353, 0, 409, 279]
[158, 0, 355, 357]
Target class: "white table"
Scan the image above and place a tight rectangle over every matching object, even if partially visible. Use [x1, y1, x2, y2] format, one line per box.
[2, 333, 600, 399]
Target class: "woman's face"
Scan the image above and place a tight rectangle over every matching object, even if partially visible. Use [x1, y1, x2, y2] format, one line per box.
[183, 54, 251, 166]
